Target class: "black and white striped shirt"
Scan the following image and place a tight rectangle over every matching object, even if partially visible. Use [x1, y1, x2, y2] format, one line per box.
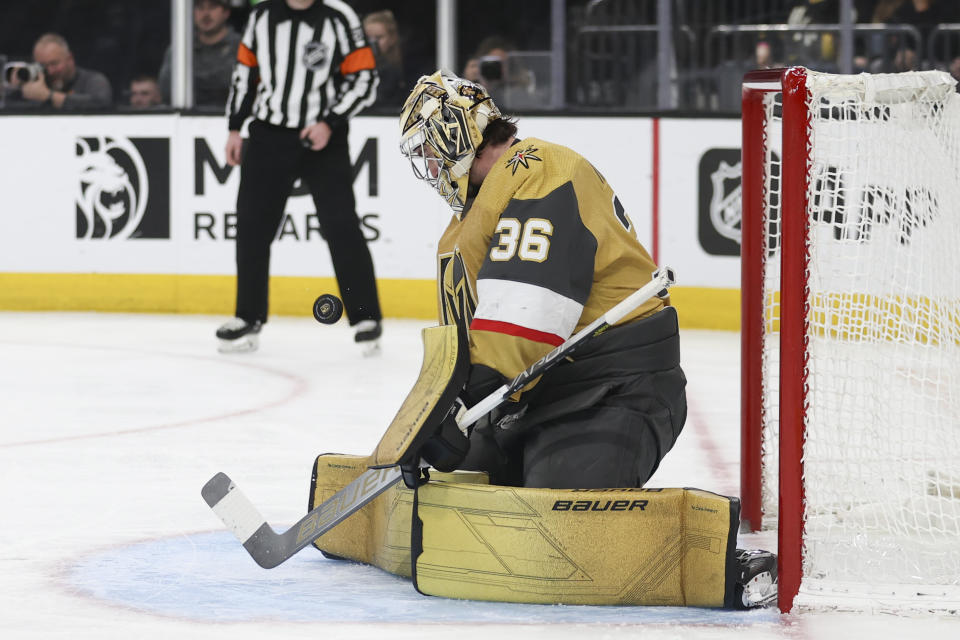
[226, 0, 378, 131]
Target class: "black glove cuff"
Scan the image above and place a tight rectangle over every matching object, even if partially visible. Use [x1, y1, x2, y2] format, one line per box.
[400, 464, 429, 489]
[460, 364, 509, 408]
[419, 406, 470, 472]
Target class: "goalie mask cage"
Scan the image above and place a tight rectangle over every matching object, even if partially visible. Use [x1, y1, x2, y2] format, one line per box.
[740, 67, 960, 614]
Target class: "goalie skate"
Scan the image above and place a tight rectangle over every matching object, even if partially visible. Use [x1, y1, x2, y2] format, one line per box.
[734, 549, 778, 609]
[216, 318, 262, 354]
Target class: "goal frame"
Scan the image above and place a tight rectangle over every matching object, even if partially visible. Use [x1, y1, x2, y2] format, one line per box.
[740, 66, 811, 614]
[741, 63, 960, 616]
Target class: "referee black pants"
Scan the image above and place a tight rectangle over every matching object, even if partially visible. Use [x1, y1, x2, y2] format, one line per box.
[234, 119, 381, 325]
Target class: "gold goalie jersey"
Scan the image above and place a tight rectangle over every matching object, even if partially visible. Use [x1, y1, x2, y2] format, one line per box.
[437, 137, 664, 384]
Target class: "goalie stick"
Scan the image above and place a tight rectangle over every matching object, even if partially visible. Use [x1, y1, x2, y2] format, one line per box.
[201, 266, 676, 569]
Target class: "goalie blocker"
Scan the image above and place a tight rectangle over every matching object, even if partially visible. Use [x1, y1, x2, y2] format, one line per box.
[309, 453, 745, 608]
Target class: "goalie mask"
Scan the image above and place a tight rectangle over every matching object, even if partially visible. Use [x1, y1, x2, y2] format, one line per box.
[399, 70, 501, 213]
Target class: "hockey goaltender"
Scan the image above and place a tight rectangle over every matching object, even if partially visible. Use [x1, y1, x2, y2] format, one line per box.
[306, 70, 778, 610]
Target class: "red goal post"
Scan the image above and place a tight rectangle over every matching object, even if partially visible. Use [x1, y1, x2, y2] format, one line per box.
[740, 67, 960, 614]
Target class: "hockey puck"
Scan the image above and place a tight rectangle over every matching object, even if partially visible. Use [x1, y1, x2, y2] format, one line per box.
[313, 294, 344, 324]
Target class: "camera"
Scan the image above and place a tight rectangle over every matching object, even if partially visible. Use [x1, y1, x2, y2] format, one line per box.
[4, 61, 43, 85]
[479, 56, 503, 82]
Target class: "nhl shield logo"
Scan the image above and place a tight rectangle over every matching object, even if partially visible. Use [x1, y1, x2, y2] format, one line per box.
[697, 148, 743, 256]
[709, 160, 742, 243]
[302, 41, 329, 71]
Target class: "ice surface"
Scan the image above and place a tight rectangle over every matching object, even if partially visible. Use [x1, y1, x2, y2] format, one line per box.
[1, 312, 957, 639]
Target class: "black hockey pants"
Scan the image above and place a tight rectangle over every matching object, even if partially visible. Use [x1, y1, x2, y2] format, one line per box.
[234, 119, 381, 325]
[460, 307, 687, 489]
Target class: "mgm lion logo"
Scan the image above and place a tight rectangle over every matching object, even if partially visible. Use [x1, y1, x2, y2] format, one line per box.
[76, 136, 169, 240]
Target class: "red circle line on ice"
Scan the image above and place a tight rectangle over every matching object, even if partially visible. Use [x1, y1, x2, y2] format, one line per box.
[0, 341, 308, 449]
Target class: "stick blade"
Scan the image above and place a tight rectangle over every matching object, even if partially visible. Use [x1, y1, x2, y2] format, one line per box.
[201, 472, 273, 554]
[201, 466, 405, 569]
[201, 471, 233, 507]
[243, 523, 286, 569]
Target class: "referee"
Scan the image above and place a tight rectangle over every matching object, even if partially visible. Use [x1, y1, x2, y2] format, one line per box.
[217, 0, 383, 354]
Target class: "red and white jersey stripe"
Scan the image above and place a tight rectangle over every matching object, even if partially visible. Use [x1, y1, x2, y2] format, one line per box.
[471, 278, 583, 347]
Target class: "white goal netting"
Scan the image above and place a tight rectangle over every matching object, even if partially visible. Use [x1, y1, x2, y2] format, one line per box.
[758, 70, 960, 613]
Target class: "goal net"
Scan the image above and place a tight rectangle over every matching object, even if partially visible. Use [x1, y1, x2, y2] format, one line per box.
[740, 67, 960, 614]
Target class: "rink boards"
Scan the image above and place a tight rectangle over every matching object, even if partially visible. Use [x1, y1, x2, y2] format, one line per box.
[0, 113, 742, 328]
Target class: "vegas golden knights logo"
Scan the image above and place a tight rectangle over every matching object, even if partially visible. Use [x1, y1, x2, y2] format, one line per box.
[504, 145, 542, 175]
[438, 250, 476, 329]
[428, 105, 471, 158]
[401, 83, 446, 136]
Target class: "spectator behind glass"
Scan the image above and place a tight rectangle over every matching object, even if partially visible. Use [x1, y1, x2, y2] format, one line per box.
[891, 0, 960, 37]
[466, 35, 535, 109]
[872, 0, 906, 23]
[785, 0, 883, 71]
[129, 75, 164, 109]
[755, 40, 783, 69]
[363, 10, 406, 110]
[868, 0, 960, 72]
[158, 0, 241, 108]
[462, 56, 482, 83]
[866, 0, 960, 72]
[472, 35, 512, 89]
[6, 33, 112, 110]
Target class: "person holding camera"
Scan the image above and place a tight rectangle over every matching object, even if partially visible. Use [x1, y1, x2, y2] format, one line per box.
[217, 0, 383, 354]
[461, 35, 535, 110]
[5, 33, 112, 110]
